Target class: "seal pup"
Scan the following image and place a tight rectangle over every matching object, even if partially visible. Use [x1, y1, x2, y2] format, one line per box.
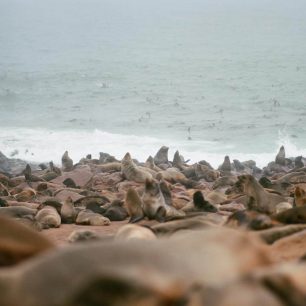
[115, 224, 156, 241]
[76, 210, 111, 226]
[121, 152, 153, 183]
[35, 205, 61, 229]
[60, 196, 77, 224]
[68, 230, 99, 243]
[275, 145, 286, 166]
[125, 188, 145, 223]
[238, 174, 290, 215]
[61, 151, 73, 171]
[153, 146, 169, 166]
[0, 215, 54, 266]
[103, 199, 128, 221]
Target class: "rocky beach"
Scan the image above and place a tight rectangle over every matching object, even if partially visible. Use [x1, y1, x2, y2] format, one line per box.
[1, 146, 306, 305]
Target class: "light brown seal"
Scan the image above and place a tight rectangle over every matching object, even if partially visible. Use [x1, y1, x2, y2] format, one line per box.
[115, 224, 156, 241]
[35, 205, 61, 229]
[238, 174, 291, 215]
[121, 152, 153, 183]
[125, 188, 145, 223]
[76, 210, 111, 226]
[60, 196, 77, 224]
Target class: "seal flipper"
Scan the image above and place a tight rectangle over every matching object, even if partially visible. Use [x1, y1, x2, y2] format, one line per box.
[159, 180, 172, 206]
[193, 191, 218, 213]
[125, 188, 145, 224]
[155, 206, 167, 223]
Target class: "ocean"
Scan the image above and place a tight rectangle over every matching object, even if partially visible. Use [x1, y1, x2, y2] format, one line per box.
[1, 0, 306, 167]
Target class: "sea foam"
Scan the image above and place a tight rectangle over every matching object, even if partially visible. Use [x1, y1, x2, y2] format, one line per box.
[1, 127, 304, 169]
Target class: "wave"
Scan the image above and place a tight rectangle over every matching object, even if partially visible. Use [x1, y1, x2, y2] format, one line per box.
[0, 127, 305, 168]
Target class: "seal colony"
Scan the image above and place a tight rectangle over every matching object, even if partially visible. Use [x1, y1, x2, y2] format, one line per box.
[3, 146, 306, 305]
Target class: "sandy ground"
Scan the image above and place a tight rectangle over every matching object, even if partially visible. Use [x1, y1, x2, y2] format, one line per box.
[41, 221, 129, 245]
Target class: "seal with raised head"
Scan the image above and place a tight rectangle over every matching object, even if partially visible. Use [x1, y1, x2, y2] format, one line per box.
[125, 188, 145, 223]
[238, 174, 291, 215]
[121, 152, 153, 183]
[61, 196, 77, 224]
[275, 145, 286, 166]
[218, 155, 232, 174]
[142, 179, 185, 222]
[153, 146, 169, 166]
[61, 151, 73, 171]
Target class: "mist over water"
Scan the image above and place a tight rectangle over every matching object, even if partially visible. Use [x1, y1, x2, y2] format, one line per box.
[1, 0, 306, 165]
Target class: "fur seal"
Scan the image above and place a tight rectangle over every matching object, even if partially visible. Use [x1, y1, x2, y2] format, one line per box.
[275, 206, 306, 224]
[275, 145, 286, 166]
[14, 188, 36, 202]
[60, 196, 77, 224]
[49, 161, 62, 175]
[145, 156, 162, 172]
[68, 230, 99, 243]
[182, 191, 218, 213]
[142, 179, 185, 222]
[218, 155, 232, 173]
[121, 152, 152, 183]
[238, 174, 290, 215]
[294, 186, 306, 207]
[153, 146, 169, 165]
[76, 210, 111, 226]
[194, 163, 219, 182]
[61, 151, 73, 171]
[115, 224, 156, 241]
[23, 164, 44, 183]
[0, 215, 54, 266]
[294, 156, 304, 168]
[103, 199, 128, 221]
[172, 150, 186, 170]
[156, 168, 196, 188]
[226, 210, 273, 230]
[0, 206, 37, 218]
[125, 188, 145, 223]
[35, 205, 61, 229]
